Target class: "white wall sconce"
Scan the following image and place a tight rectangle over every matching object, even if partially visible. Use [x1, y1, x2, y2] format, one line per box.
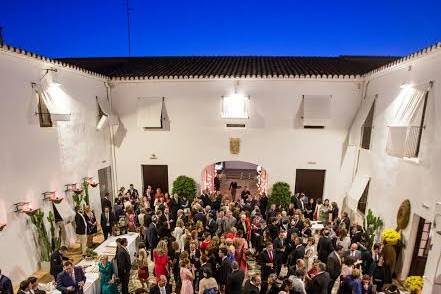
[41, 68, 62, 89]
[12, 202, 39, 216]
[42, 191, 64, 204]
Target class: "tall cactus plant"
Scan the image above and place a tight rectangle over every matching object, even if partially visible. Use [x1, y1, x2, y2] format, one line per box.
[29, 209, 51, 262]
[82, 178, 90, 206]
[47, 211, 61, 251]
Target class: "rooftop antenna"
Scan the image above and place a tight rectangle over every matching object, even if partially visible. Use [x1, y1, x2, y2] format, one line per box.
[126, 0, 132, 56]
[0, 27, 4, 46]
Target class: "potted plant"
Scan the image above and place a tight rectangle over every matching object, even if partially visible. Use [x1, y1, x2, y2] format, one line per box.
[172, 175, 197, 202]
[381, 228, 401, 278]
[363, 209, 384, 249]
[269, 182, 291, 209]
[47, 211, 61, 252]
[29, 209, 51, 271]
[404, 276, 424, 294]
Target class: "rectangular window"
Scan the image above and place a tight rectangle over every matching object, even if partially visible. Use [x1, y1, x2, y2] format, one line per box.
[361, 101, 375, 149]
[386, 87, 428, 158]
[137, 97, 164, 129]
[36, 89, 53, 127]
[302, 95, 331, 128]
[357, 180, 370, 214]
[222, 94, 249, 119]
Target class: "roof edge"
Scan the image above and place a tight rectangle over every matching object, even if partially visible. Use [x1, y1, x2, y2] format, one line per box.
[0, 43, 109, 79]
[363, 41, 441, 77]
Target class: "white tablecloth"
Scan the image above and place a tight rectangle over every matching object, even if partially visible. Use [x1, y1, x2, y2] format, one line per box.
[48, 233, 139, 294]
[311, 221, 325, 233]
[94, 232, 139, 262]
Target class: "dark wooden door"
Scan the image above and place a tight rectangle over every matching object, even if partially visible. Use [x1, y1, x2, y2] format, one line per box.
[142, 165, 169, 193]
[295, 169, 326, 200]
[409, 217, 431, 276]
[98, 166, 113, 203]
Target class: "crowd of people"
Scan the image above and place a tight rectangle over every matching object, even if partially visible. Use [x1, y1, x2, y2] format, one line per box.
[100, 183, 393, 294]
[1, 181, 396, 294]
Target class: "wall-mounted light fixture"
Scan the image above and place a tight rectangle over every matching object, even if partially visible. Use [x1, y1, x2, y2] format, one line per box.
[42, 191, 64, 204]
[40, 68, 62, 89]
[65, 183, 77, 192]
[13, 202, 38, 216]
[96, 97, 108, 130]
[84, 177, 98, 188]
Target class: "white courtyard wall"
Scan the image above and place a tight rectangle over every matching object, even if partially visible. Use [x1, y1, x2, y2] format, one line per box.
[346, 49, 441, 293]
[0, 50, 112, 283]
[110, 78, 362, 201]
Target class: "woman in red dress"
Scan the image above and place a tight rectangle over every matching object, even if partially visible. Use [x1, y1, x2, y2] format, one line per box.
[153, 240, 169, 278]
[233, 234, 248, 273]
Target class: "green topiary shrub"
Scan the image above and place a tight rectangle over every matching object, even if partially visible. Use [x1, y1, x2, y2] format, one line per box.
[269, 181, 291, 209]
[172, 175, 197, 202]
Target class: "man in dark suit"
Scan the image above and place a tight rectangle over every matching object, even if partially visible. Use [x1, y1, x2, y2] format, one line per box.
[327, 245, 343, 294]
[50, 246, 69, 280]
[213, 174, 220, 192]
[116, 238, 131, 294]
[259, 242, 275, 287]
[101, 193, 112, 212]
[205, 213, 217, 236]
[308, 262, 331, 294]
[217, 247, 232, 292]
[74, 207, 87, 256]
[243, 274, 261, 294]
[288, 236, 305, 266]
[149, 275, 172, 294]
[17, 280, 31, 294]
[146, 217, 159, 259]
[226, 261, 245, 294]
[0, 269, 14, 294]
[56, 261, 86, 294]
[127, 184, 139, 200]
[273, 230, 287, 275]
[317, 229, 334, 263]
[28, 276, 46, 294]
[100, 206, 116, 240]
[200, 189, 211, 208]
[344, 243, 362, 261]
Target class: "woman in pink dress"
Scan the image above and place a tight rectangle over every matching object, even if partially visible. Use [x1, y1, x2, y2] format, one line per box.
[153, 240, 169, 278]
[179, 258, 194, 294]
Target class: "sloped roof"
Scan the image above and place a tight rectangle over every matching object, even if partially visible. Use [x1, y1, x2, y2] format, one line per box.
[59, 55, 399, 79]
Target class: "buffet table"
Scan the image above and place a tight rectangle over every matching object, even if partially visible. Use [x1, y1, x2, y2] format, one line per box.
[45, 233, 139, 294]
[311, 221, 325, 233]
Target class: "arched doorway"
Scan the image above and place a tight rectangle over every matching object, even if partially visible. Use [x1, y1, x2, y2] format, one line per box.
[201, 161, 268, 199]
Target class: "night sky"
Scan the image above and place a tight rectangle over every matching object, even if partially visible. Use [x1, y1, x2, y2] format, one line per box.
[1, 0, 440, 58]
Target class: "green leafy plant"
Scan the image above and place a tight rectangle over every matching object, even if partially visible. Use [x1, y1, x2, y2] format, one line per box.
[82, 178, 90, 205]
[172, 175, 197, 202]
[269, 182, 291, 209]
[363, 209, 384, 248]
[47, 211, 61, 251]
[72, 193, 84, 208]
[29, 209, 51, 262]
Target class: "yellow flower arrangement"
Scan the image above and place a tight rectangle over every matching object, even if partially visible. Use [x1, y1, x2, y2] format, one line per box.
[381, 228, 401, 245]
[404, 276, 424, 292]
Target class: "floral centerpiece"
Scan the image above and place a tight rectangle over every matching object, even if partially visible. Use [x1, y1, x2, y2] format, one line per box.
[381, 228, 401, 245]
[404, 276, 424, 293]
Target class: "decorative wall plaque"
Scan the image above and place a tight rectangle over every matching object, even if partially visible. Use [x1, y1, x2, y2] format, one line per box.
[230, 138, 240, 154]
[397, 199, 411, 230]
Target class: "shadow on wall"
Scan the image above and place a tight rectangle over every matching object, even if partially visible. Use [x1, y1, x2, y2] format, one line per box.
[113, 116, 127, 148]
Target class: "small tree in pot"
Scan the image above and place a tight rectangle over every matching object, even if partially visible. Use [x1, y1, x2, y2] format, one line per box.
[269, 181, 291, 209]
[172, 175, 197, 202]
